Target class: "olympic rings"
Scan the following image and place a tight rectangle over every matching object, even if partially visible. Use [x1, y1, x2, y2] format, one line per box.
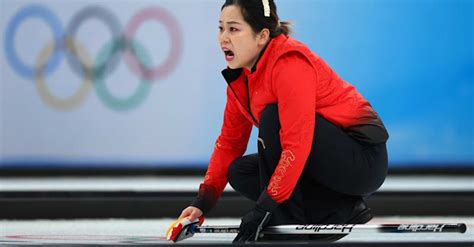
[94, 40, 151, 111]
[4, 4, 64, 79]
[3, 4, 183, 111]
[36, 39, 92, 111]
[65, 5, 122, 78]
[124, 7, 183, 81]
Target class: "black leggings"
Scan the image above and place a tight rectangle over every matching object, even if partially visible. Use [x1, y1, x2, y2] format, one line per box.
[228, 104, 388, 224]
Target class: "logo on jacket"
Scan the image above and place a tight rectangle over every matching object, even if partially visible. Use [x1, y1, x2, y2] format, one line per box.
[268, 150, 296, 196]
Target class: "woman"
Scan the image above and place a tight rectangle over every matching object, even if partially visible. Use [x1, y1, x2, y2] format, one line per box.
[178, 0, 389, 242]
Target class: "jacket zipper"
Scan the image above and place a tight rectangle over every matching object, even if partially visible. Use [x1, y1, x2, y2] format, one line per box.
[245, 77, 258, 124]
[228, 77, 258, 124]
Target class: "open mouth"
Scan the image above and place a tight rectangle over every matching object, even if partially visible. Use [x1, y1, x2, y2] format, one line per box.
[223, 49, 235, 61]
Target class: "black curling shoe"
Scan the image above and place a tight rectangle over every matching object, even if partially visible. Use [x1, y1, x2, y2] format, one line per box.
[307, 198, 373, 241]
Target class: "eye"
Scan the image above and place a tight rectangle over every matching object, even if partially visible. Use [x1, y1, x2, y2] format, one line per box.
[218, 26, 223, 32]
[230, 27, 238, 32]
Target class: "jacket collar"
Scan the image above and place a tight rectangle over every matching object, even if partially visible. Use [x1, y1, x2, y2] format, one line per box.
[250, 42, 270, 73]
[221, 67, 243, 84]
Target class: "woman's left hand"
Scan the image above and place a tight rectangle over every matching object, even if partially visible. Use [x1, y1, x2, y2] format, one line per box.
[234, 191, 279, 242]
[233, 205, 272, 243]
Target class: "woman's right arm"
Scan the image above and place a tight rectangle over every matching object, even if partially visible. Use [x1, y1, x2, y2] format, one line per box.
[182, 87, 253, 219]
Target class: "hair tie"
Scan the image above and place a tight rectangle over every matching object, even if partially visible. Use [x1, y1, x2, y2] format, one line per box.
[262, 0, 270, 17]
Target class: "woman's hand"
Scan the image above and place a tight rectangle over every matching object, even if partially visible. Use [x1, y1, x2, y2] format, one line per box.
[179, 206, 203, 221]
[233, 205, 272, 242]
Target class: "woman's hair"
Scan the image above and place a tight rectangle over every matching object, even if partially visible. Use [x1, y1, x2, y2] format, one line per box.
[221, 0, 292, 38]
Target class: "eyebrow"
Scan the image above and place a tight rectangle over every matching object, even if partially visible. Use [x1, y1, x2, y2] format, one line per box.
[219, 20, 243, 25]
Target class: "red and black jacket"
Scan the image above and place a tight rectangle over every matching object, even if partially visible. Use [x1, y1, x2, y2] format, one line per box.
[192, 34, 388, 213]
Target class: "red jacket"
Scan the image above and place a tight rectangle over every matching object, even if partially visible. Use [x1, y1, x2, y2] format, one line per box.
[195, 35, 387, 211]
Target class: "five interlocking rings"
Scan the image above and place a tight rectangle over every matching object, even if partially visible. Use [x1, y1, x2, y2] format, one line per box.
[4, 4, 183, 111]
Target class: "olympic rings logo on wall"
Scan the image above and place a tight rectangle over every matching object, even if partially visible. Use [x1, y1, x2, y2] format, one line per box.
[4, 4, 183, 111]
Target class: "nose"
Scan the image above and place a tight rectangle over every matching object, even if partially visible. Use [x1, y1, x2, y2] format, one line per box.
[219, 30, 230, 44]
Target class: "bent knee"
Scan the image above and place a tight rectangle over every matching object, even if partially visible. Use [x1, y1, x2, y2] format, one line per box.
[227, 160, 240, 189]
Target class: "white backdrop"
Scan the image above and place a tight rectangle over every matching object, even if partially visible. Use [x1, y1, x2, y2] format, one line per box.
[0, 0, 249, 167]
[1, 0, 472, 168]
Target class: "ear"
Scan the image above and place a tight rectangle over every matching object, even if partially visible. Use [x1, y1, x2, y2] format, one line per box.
[257, 28, 270, 46]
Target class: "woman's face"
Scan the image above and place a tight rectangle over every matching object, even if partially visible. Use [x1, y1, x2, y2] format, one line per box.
[219, 5, 268, 70]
